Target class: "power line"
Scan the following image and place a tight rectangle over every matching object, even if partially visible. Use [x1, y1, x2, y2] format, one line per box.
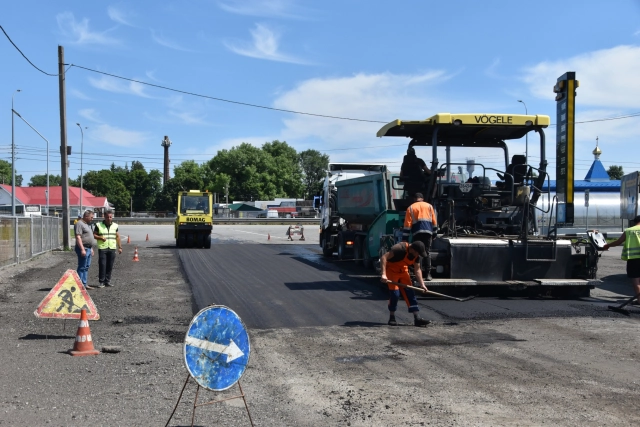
[0, 25, 59, 76]
[68, 64, 388, 124]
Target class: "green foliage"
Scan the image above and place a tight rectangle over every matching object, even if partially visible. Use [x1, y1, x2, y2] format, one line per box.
[36, 139, 329, 213]
[299, 149, 329, 198]
[607, 165, 624, 180]
[29, 174, 62, 187]
[0, 159, 22, 185]
[208, 140, 305, 201]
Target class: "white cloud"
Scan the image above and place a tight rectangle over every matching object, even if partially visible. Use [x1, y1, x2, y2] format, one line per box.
[107, 6, 135, 26]
[218, 0, 307, 19]
[78, 108, 102, 123]
[70, 89, 92, 101]
[484, 58, 502, 79]
[91, 124, 151, 147]
[224, 23, 310, 64]
[168, 111, 210, 125]
[88, 75, 152, 98]
[522, 45, 640, 108]
[150, 30, 193, 52]
[56, 12, 119, 45]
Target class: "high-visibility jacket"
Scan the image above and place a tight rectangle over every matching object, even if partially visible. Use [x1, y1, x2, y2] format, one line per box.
[95, 221, 119, 250]
[403, 201, 437, 240]
[385, 242, 418, 290]
[622, 224, 640, 261]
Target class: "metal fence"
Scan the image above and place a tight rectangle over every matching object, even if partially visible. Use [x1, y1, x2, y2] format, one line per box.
[0, 216, 63, 268]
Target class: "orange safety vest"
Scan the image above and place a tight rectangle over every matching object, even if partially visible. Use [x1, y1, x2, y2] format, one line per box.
[386, 242, 419, 289]
[403, 201, 437, 239]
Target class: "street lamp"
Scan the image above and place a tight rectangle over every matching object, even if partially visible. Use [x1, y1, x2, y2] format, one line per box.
[76, 123, 86, 213]
[12, 109, 50, 215]
[11, 89, 21, 216]
[517, 99, 528, 164]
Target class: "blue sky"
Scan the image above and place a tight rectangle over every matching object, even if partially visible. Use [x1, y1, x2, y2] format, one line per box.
[2, 0, 640, 185]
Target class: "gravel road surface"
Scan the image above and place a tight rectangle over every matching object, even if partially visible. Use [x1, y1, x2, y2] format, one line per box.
[0, 225, 638, 426]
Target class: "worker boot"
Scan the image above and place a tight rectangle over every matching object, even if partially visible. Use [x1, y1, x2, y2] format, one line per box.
[423, 256, 433, 281]
[388, 316, 398, 326]
[414, 317, 432, 327]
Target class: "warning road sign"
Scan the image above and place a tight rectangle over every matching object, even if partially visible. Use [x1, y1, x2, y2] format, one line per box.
[184, 305, 250, 391]
[34, 270, 99, 320]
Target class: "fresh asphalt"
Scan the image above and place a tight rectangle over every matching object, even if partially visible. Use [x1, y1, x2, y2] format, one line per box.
[120, 224, 640, 328]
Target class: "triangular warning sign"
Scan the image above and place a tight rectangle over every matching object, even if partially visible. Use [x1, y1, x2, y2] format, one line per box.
[34, 269, 100, 320]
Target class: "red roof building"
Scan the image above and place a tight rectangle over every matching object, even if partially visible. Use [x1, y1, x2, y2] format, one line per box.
[0, 185, 110, 216]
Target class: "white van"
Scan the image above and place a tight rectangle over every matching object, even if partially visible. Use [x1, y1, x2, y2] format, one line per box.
[267, 210, 279, 218]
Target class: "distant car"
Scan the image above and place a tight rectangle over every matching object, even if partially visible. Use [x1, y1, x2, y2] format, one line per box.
[256, 212, 267, 218]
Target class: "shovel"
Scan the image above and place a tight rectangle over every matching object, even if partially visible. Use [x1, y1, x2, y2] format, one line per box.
[608, 293, 640, 316]
[385, 280, 476, 302]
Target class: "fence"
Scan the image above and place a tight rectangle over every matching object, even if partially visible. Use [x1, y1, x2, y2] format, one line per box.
[0, 216, 63, 268]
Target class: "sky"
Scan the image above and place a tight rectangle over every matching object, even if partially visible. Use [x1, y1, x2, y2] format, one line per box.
[2, 0, 640, 186]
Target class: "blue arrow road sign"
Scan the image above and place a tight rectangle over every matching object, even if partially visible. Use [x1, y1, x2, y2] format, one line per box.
[183, 305, 250, 391]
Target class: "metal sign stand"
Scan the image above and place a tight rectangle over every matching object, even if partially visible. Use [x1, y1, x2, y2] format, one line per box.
[165, 375, 254, 427]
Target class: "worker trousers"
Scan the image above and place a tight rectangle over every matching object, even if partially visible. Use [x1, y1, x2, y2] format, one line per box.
[98, 248, 117, 285]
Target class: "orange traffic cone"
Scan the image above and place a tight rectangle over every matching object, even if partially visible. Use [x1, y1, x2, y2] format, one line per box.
[132, 246, 140, 262]
[68, 309, 100, 356]
[268, 233, 271, 241]
[127, 235, 131, 244]
[146, 234, 149, 241]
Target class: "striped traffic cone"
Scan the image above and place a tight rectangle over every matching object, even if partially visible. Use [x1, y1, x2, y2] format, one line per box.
[68, 309, 100, 356]
[132, 246, 140, 262]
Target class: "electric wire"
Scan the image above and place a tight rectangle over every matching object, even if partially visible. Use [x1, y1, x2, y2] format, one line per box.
[0, 25, 59, 76]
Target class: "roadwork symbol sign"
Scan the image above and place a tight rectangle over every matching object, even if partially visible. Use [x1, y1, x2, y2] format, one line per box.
[184, 305, 250, 391]
[34, 269, 99, 320]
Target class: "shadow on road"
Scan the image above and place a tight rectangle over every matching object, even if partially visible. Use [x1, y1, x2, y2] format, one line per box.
[20, 333, 74, 340]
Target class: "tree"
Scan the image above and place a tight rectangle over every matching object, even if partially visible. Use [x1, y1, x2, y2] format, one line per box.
[29, 174, 62, 187]
[299, 149, 329, 198]
[0, 159, 22, 186]
[82, 170, 131, 212]
[607, 165, 624, 180]
[208, 141, 304, 201]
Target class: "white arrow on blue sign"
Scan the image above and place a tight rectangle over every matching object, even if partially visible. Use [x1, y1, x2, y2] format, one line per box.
[183, 305, 251, 391]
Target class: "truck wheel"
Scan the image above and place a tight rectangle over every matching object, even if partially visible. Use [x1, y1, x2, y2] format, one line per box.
[186, 233, 194, 248]
[363, 240, 372, 269]
[204, 234, 212, 249]
[354, 236, 364, 265]
[338, 234, 352, 260]
[321, 233, 333, 257]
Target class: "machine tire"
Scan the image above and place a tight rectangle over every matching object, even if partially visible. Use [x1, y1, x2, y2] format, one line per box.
[321, 232, 334, 257]
[204, 234, 212, 249]
[362, 239, 373, 269]
[178, 234, 186, 248]
[186, 233, 195, 248]
[196, 233, 205, 248]
[337, 233, 348, 260]
[353, 236, 364, 265]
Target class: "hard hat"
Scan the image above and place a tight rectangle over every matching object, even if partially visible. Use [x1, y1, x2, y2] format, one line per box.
[407, 147, 415, 155]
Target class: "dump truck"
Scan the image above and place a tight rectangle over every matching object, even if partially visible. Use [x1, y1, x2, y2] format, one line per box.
[175, 190, 213, 248]
[319, 163, 403, 267]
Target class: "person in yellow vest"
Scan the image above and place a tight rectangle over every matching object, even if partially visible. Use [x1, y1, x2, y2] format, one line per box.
[603, 215, 640, 300]
[93, 209, 122, 288]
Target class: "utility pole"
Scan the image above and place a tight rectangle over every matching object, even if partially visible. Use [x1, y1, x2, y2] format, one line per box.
[11, 89, 20, 216]
[59, 45, 70, 249]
